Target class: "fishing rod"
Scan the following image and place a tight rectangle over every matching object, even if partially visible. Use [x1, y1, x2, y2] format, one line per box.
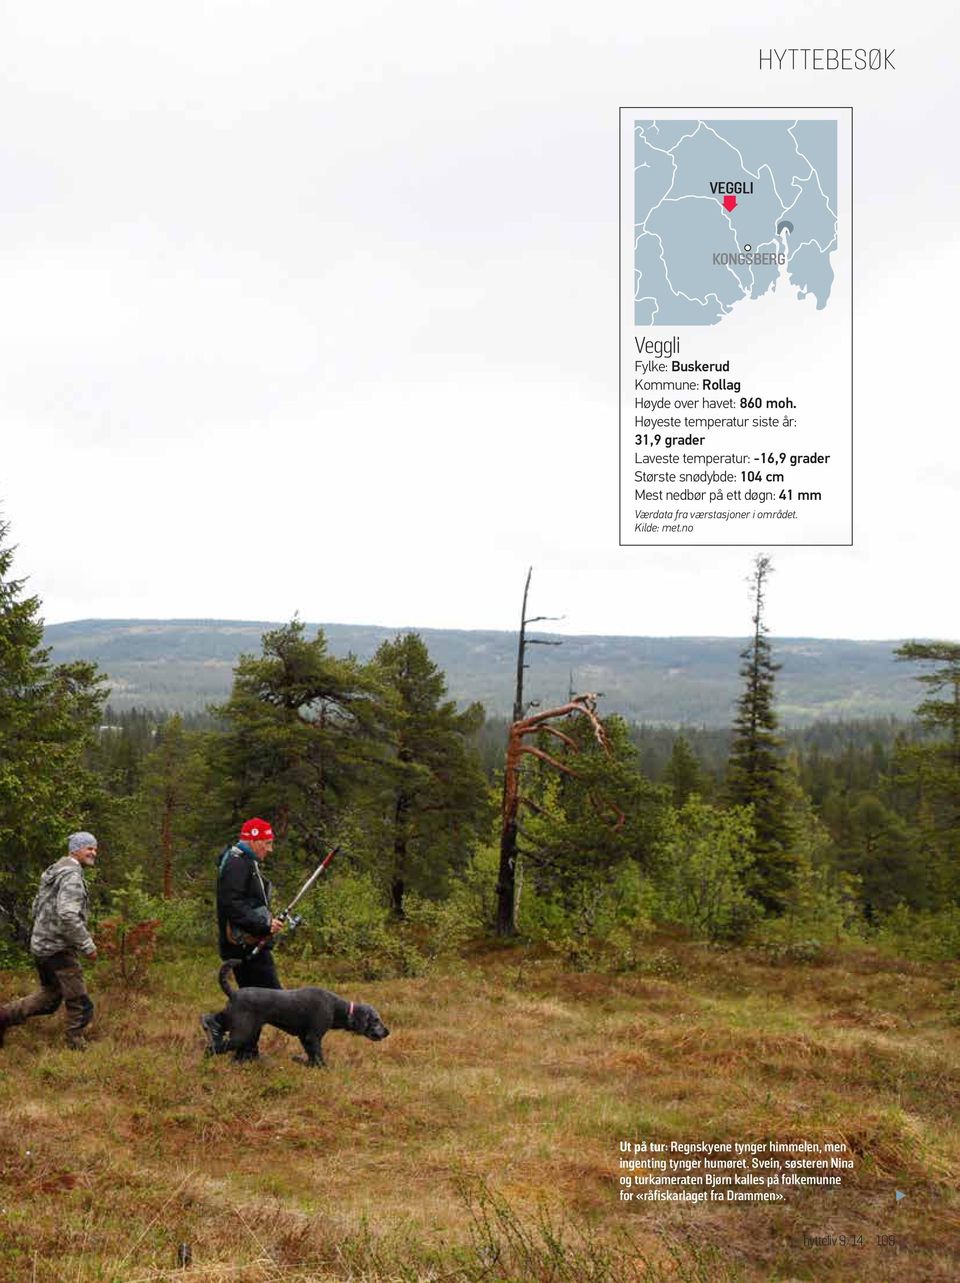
[248, 846, 340, 958]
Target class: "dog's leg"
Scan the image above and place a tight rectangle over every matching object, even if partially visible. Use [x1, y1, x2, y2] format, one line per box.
[224, 1012, 262, 1062]
[296, 1032, 326, 1067]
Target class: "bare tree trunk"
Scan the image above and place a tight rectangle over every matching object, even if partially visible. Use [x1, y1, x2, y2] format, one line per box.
[161, 786, 174, 900]
[390, 871, 406, 918]
[513, 567, 532, 723]
[497, 569, 532, 935]
[391, 794, 409, 918]
[496, 821, 519, 936]
[497, 568, 563, 936]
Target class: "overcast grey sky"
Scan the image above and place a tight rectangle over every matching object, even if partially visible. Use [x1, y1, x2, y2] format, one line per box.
[1, 1, 955, 638]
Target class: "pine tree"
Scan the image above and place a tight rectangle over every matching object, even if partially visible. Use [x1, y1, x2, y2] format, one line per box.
[369, 633, 490, 917]
[208, 620, 382, 863]
[0, 520, 106, 944]
[512, 708, 663, 910]
[726, 555, 794, 910]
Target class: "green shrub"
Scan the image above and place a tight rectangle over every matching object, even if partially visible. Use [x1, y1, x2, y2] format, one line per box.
[99, 867, 208, 948]
[751, 859, 862, 964]
[96, 868, 160, 987]
[402, 892, 477, 955]
[873, 903, 960, 962]
[304, 870, 426, 979]
[399, 843, 502, 956]
[150, 893, 209, 946]
[0, 936, 28, 969]
[653, 799, 760, 942]
[448, 841, 501, 932]
[517, 862, 657, 971]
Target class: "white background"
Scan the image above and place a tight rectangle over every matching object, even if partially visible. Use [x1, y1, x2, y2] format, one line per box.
[0, 2, 955, 638]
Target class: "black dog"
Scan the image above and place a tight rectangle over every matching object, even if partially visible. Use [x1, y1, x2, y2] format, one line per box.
[204, 960, 389, 1066]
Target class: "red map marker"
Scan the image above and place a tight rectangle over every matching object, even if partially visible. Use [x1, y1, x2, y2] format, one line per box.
[723, 194, 737, 212]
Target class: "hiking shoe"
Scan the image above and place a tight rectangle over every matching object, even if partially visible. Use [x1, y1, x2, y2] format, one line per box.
[200, 1012, 226, 1055]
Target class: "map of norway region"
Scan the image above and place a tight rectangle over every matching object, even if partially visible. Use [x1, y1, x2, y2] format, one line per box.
[634, 119, 837, 326]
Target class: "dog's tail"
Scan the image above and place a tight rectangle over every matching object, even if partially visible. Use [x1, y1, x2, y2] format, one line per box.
[219, 959, 242, 998]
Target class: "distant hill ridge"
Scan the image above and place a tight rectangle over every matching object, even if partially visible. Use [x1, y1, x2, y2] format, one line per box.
[43, 618, 918, 726]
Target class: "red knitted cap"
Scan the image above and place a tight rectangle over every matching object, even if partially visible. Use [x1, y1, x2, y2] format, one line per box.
[239, 818, 274, 842]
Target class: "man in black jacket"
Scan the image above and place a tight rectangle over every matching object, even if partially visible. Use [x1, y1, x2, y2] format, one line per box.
[201, 817, 283, 1052]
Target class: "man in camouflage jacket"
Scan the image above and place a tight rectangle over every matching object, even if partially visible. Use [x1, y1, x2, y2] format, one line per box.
[0, 832, 99, 1050]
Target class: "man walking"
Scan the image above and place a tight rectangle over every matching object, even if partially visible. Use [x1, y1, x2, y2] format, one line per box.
[201, 817, 283, 1052]
[0, 832, 100, 1051]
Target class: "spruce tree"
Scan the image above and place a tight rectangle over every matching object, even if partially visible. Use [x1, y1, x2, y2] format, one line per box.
[369, 633, 489, 917]
[663, 735, 705, 807]
[0, 520, 106, 944]
[895, 641, 960, 763]
[892, 640, 960, 903]
[726, 555, 794, 910]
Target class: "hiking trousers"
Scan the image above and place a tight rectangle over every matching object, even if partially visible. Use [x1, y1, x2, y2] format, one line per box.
[4, 948, 94, 1046]
[230, 949, 282, 990]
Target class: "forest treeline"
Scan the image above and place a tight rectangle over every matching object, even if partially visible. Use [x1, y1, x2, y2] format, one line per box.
[44, 618, 919, 723]
[2, 523, 958, 969]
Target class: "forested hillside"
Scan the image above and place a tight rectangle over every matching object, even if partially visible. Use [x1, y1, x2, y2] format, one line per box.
[45, 618, 917, 723]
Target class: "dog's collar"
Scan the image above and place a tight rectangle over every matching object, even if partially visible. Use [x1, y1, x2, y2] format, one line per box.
[347, 1001, 355, 1027]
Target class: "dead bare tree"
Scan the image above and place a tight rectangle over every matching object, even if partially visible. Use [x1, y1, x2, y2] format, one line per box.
[495, 568, 561, 936]
[511, 566, 562, 722]
[495, 693, 623, 936]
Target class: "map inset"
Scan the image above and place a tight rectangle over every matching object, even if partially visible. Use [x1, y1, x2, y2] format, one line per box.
[634, 119, 837, 326]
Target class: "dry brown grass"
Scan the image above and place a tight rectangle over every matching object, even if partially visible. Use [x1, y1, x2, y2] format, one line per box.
[0, 940, 957, 1281]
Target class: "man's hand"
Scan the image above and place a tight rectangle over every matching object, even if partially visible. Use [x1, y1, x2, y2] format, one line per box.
[269, 917, 284, 935]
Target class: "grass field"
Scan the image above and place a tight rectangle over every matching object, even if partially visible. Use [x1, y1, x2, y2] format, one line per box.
[0, 938, 958, 1282]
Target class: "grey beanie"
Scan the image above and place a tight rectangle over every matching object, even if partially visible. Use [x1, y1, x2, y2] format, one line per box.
[67, 832, 97, 854]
